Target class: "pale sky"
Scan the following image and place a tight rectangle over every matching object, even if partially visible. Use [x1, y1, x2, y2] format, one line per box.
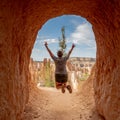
[31, 15, 96, 61]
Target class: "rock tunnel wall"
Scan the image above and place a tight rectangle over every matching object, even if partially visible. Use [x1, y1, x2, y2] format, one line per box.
[0, 0, 120, 120]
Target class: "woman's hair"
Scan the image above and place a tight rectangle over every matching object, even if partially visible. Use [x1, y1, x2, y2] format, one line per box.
[57, 50, 63, 57]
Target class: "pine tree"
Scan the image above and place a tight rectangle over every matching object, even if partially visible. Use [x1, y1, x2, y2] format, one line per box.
[59, 26, 67, 55]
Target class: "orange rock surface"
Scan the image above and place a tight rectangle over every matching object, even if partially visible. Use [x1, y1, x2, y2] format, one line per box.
[0, 0, 120, 120]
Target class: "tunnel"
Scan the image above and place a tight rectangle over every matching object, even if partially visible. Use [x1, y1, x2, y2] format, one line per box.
[0, 0, 120, 120]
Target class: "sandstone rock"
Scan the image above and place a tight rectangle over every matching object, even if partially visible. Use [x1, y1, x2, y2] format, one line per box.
[0, 0, 120, 120]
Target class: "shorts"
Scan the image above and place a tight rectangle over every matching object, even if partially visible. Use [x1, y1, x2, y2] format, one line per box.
[55, 74, 68, 83]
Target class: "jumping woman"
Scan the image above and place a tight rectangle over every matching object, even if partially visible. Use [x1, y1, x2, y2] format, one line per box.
[44, 42, 75, 93]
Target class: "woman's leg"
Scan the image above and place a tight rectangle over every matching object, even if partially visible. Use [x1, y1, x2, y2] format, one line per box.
[66, 85, 72, 93]
[56, 82, 62, 89]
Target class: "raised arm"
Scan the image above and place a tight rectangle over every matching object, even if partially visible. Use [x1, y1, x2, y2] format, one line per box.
[67, 44, 75, 58]
[44, 42, 54, 58]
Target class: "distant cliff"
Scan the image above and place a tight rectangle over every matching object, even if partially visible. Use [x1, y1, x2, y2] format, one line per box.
[29, 57, 95, 89]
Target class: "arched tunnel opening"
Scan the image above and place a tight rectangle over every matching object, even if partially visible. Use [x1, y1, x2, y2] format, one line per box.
[25, 15, 97, 119]
[0, 1, 120, 120]
[30, 15, 96, 88]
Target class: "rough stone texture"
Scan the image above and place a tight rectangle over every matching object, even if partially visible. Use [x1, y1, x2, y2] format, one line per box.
[0, 0, 120, 120]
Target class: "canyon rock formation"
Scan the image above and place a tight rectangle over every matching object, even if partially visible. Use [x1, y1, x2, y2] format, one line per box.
[0, 0, 120, 120]
[29, 57, 95, 90]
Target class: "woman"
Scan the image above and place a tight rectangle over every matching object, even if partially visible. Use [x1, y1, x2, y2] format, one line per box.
[44, 42, 75, 93]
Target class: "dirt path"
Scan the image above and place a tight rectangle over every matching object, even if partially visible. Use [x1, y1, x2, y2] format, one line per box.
[39, 87, 75, 119]
[24, 86, 104, 120]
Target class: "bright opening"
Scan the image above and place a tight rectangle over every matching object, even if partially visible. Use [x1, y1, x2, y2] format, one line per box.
[30, 15, 96, 90]
[26, 15, 98, 120]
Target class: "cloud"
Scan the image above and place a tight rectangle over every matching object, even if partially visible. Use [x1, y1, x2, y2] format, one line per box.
[43, 38, 58, 44]
[69, 22, 96, 49]
[70, 17, 86, 26]
[35, 35, 59, 45]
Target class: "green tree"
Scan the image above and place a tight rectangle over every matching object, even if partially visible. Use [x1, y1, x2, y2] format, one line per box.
[59, 26, 67, 56]
[45, 62, 54, 87]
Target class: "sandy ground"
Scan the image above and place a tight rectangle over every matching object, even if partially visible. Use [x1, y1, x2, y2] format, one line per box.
[23, 83, 104, 120]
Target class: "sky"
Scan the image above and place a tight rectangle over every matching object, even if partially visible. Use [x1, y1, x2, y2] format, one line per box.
[31, 15, 96, 61]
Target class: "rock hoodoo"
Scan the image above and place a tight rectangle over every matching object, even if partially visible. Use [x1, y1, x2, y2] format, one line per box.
[0, 0, 120, 120]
